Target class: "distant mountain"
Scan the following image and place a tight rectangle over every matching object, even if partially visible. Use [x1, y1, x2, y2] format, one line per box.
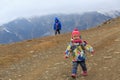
[101, 10, 120, 18]
[0, 11, 111, 44]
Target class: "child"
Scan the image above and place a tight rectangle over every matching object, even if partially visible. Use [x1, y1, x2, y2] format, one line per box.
[53, 17, 62, 35]
[64, 28, 94, 78]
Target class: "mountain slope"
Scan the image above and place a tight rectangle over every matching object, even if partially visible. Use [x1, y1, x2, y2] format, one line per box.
[0, 11, 111, 44]
[0, 17, 120, 80]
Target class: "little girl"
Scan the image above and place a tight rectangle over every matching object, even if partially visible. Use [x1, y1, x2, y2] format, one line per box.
[64, 28, 94, 78]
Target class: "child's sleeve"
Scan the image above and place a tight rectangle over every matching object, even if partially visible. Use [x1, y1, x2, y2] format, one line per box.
[64, 43, 72, 57]
[85, 44, 94, 54]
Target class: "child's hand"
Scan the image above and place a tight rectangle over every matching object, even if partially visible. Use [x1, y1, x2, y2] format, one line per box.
[91, 54, 94, 57]
[91, 50, 95, 54]
[91, 50, 95, 56]
[64, 55, 69, 59]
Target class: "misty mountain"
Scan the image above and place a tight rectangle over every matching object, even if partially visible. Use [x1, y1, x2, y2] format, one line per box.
[0, 11, 112, 44]
[102, 10, 120, 18]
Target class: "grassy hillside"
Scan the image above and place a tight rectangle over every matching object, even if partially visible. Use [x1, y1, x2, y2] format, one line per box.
[0, 17, 120, 80]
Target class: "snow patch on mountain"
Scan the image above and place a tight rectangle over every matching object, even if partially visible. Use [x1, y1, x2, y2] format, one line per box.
[0, 27, 11, 33]
[3, 28, 11, 33]
[26, 18, 32, 23]
[100, 10, 120, 18]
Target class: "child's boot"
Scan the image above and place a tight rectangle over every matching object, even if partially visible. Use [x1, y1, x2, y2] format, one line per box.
[71, 74, 77, 78]
[81, 71, 88, 76]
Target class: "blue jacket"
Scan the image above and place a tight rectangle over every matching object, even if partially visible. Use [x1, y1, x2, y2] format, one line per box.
[54, 18, 62, 30]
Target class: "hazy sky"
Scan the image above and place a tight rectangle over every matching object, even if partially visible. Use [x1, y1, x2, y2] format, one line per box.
[0, 0, 120, 25]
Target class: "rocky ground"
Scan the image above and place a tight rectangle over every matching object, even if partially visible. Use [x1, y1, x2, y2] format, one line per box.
[0, 17, 120, 80]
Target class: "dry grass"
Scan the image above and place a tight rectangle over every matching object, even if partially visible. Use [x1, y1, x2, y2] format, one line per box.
[0, 17, 120, 80]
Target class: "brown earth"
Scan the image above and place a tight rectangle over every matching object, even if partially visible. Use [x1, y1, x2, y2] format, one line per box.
[0, 17, 120, 80]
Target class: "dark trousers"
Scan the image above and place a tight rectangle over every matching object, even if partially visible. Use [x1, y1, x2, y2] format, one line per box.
[72, 61, 87, 74]
[55, 29, 60, 35]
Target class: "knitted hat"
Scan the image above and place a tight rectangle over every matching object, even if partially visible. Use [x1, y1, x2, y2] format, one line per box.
[72, 28, 80, 38]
